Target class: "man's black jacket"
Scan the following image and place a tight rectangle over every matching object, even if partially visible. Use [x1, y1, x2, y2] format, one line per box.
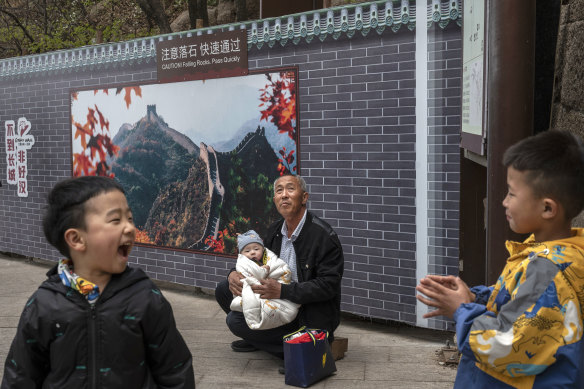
[264, 211, 344, 336]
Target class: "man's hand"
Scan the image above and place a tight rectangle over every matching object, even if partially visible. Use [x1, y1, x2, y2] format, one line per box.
[228, 271, 245, 297]
[416, 276, 474, 319]
[250, 278, 281, 299]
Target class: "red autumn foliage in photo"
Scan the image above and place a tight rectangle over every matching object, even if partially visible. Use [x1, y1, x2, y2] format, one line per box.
[117, 86, 142, 109]
[135, 228, 154, 244]
[259, 71, 298, 177]
[205, 229, 227, 253]
[259, 71, 296, 141]
[72, 87, 141, 178]
[277, 147, 296, 176]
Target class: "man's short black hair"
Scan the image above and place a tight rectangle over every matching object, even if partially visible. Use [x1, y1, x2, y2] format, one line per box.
[503, 130, 584, 220]
[43, 176, 125, 259]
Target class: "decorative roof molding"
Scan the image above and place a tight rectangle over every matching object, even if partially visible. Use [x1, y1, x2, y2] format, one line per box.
[249, 0, 415, 50]
[0, 0, 460, 79]
[428, 0, 462, 29]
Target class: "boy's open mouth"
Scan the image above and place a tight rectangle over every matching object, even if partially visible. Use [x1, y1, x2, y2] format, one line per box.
[118, 242, 132, 257]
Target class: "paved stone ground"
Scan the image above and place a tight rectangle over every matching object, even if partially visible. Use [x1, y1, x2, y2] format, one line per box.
[0, 254, 457, 388]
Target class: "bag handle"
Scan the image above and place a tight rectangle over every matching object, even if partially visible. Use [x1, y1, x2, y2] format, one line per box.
[283, 325, 307, 340]
[283, 326, 329, 346]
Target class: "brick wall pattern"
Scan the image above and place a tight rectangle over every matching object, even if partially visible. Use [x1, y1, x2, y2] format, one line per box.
[426, 25, 462, 331]
[0, 24, 461, 329]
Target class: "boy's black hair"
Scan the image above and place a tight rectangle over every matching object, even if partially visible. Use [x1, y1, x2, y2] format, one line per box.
[43, 176, 125, 259]
[503, 130, 584, 220]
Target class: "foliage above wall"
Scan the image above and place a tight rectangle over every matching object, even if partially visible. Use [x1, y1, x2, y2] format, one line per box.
[0, 0, 461, 79]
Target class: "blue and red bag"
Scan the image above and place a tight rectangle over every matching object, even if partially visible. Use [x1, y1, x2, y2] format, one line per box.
[283, 326, 337, 387]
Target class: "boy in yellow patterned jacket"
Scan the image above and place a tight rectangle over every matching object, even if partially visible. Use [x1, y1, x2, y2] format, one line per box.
[417, 130, 584, 388]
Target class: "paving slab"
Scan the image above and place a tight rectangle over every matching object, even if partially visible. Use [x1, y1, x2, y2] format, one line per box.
[322, 380, 455, 389]
[0, 253, 457, 387]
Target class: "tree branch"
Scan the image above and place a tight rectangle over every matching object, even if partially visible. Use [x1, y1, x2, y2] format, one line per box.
[134, 0, 172, 34]
[0, 6, 35, 43]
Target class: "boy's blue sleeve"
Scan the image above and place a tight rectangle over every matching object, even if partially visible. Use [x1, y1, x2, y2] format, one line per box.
[453, 302, 488, 361]
[1, 294, 50, 389]
[450, 285, 492, 358]
[142, 288, 195, 389]
[470, 285, 493, 305]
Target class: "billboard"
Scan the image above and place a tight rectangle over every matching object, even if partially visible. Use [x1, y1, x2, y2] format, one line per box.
[70, 68, 298, 255]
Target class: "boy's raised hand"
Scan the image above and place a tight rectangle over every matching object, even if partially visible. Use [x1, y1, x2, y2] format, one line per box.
[416, 276, 475, 319]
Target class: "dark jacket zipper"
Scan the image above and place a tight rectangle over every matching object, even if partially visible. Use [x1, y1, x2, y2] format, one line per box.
[89, 304, 97, 389]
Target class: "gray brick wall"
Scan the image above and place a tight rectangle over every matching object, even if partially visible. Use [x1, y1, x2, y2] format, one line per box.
[427, 24, 462, 331]
[0, 25, 461, 329]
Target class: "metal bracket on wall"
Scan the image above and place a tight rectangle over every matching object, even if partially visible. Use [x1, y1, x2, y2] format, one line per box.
[463, 148, 487, 167]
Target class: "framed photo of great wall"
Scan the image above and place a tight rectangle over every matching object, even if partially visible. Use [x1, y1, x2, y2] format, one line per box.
[69, 68, 299, 256]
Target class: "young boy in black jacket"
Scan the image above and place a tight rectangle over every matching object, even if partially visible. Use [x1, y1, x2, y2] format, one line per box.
[1, 176, 195, 389]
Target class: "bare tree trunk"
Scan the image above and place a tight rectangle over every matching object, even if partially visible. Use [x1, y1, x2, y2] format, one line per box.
[235, 0, 246, 22]
[135, 0, 172, 34]
[187, 0, 209, 28]
[198, 0, 209, 26]
[187, 0, 197, 28]
[95, 29, 103, 44]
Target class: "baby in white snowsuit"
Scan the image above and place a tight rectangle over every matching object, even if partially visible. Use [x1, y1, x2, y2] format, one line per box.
[230, 230, 300, 330]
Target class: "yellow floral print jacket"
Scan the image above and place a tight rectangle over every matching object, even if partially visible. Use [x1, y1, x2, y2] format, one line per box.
[453, 228, 584, 389]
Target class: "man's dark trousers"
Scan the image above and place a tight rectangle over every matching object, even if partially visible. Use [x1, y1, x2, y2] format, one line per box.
[215, 279, 300, 358]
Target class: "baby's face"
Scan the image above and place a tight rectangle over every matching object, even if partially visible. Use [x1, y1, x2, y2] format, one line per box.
[241, 243, 264, 263]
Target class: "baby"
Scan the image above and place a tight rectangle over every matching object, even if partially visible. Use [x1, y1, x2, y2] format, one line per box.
[238, 230, 270, 274]
[230, 230, 300, 330]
